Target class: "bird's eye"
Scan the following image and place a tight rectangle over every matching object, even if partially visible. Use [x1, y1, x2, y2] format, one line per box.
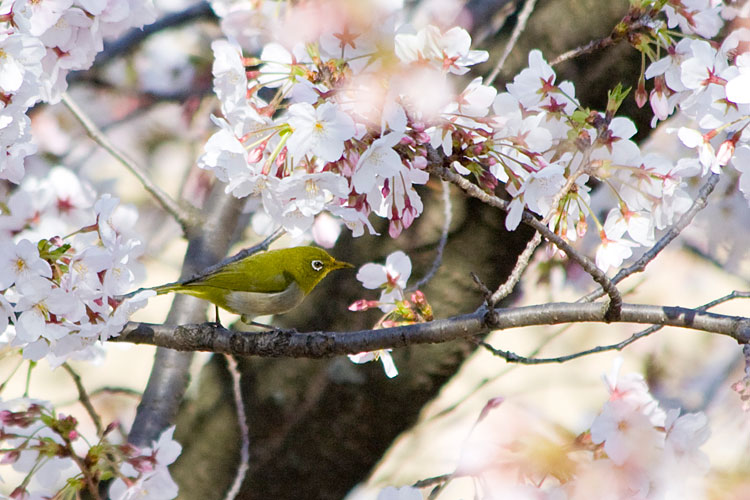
[311, 259, 324, 272]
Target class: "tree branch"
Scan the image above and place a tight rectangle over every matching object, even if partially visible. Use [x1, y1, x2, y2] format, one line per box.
[478, 323, 662, 364]
[485, 0, 538, 85]
[114, 301, 750, 357]
[426, 161, 623, 320]
[62, 363, 103, 436]
[579, 173, 720, 303]
[61, 92, 198, 233]
[223, 356, 250, 500]
[548, 10, 653, 66]
[91, 1, 215, 68]
[408, 180, 452, 292]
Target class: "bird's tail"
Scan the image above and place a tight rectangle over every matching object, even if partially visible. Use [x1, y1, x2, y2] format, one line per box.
[118, 282, 178, 300]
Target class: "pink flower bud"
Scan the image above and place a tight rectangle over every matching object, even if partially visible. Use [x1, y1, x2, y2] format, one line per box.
[104, 421, 119, 436]
[410, 290, 426, 306]
[577, 214, 588, 238]
[389, 219, 403, 238]
[649, 88, 669, 120]
[130, 455, 155, 473]
[635, 79, 648, 108]
[477, 396, 505, 423]
[10, 486, 29, 500]
[1, 450, 20, 465]
[348, 299, 379, 311]
[415, 131, 431, 144]
[412, 156, 427, 169]
[399, 135, 415, 146]
[716, 139, 735, 167]
[247, 147, 263, 164]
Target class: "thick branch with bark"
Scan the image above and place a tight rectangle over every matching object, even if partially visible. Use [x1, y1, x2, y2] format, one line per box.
[115, 301, 750, 357]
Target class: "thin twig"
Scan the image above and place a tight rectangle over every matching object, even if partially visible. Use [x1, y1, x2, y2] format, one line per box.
[487, 163, 586, 307]
[485, 0, 538, 86]
[409, 180, 452, 292]
[700, 290, 750, 309]
[62, 363, 104, 437]
[180, 228, 285, 281]
[60, 92, 196, 233]
[471, 271, 493, 298]
[65, 444, 102, 500]
[426, 161, 622, 320]
[122, 228, 285, 299]
[479, 324, 661, 364]
[0, 357, 25, 393]
[488, 231, 542, 305]
[549, 36, 619, 67]
[580, 173, 720, 303]
[427, 324, 576, 423]
[548, 13, 652, 66]
[58, 386, 143, 408]
[481, 289, 750, 365]
[90, 1, 215, 68]
[223, 356, 250, 500]
[88, 386, 143, 398]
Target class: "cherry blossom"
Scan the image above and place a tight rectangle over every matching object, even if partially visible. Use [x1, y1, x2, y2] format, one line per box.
[506, 49, 557, 108]
[664, 409, 710, 472]
[595, 214, 639, 272]
[352, 132, 407, 194]
[0, 169, 150, 365]
[285, 102, 356, 163]
[0, 0, 155, 174]
[590, 398, 663, 466]
[348, 350, 399, 378]
[394, 25, 488, 75]
[0, 239, 53, 290]
[109, 426, 182, 500]
[663, 0, 723, 38]
[356, 250, 412, 309]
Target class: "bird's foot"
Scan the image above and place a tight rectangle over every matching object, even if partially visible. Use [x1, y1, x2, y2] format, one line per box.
[240, 316, 296, 333]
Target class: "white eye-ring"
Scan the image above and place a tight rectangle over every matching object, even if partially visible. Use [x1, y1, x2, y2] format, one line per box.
[311, 259, 324, 272]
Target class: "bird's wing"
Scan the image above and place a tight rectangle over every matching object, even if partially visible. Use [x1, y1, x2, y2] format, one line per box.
[182, 260, 293, 293]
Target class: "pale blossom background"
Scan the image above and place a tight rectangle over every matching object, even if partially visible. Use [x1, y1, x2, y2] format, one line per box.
[4, 0, 750, 497]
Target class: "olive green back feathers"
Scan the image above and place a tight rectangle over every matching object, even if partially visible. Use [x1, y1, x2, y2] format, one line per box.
[151, 247, 352, 316]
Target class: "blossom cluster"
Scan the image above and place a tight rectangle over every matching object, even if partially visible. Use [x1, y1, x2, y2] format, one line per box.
[348, 250, 434, 378]
[0, 397, 180, 499]
[395, 359, 711, 499]
[650, 29, 750, 191]
[583, 361, 710, 499]
[0, 167, 152, 365]
[198, 1, 486, 241]
[0, 0, 156, 182]
[197, 0, 750, 274]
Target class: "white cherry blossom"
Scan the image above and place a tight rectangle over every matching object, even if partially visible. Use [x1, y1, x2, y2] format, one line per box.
[0, 239, 52, 290]
[285, 102, 356, 163]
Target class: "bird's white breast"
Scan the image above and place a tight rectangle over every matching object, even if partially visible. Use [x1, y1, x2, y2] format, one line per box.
[223, 281, 305, 318]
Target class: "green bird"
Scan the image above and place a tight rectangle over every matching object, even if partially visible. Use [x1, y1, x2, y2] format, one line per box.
[151, 246, 353, 324]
